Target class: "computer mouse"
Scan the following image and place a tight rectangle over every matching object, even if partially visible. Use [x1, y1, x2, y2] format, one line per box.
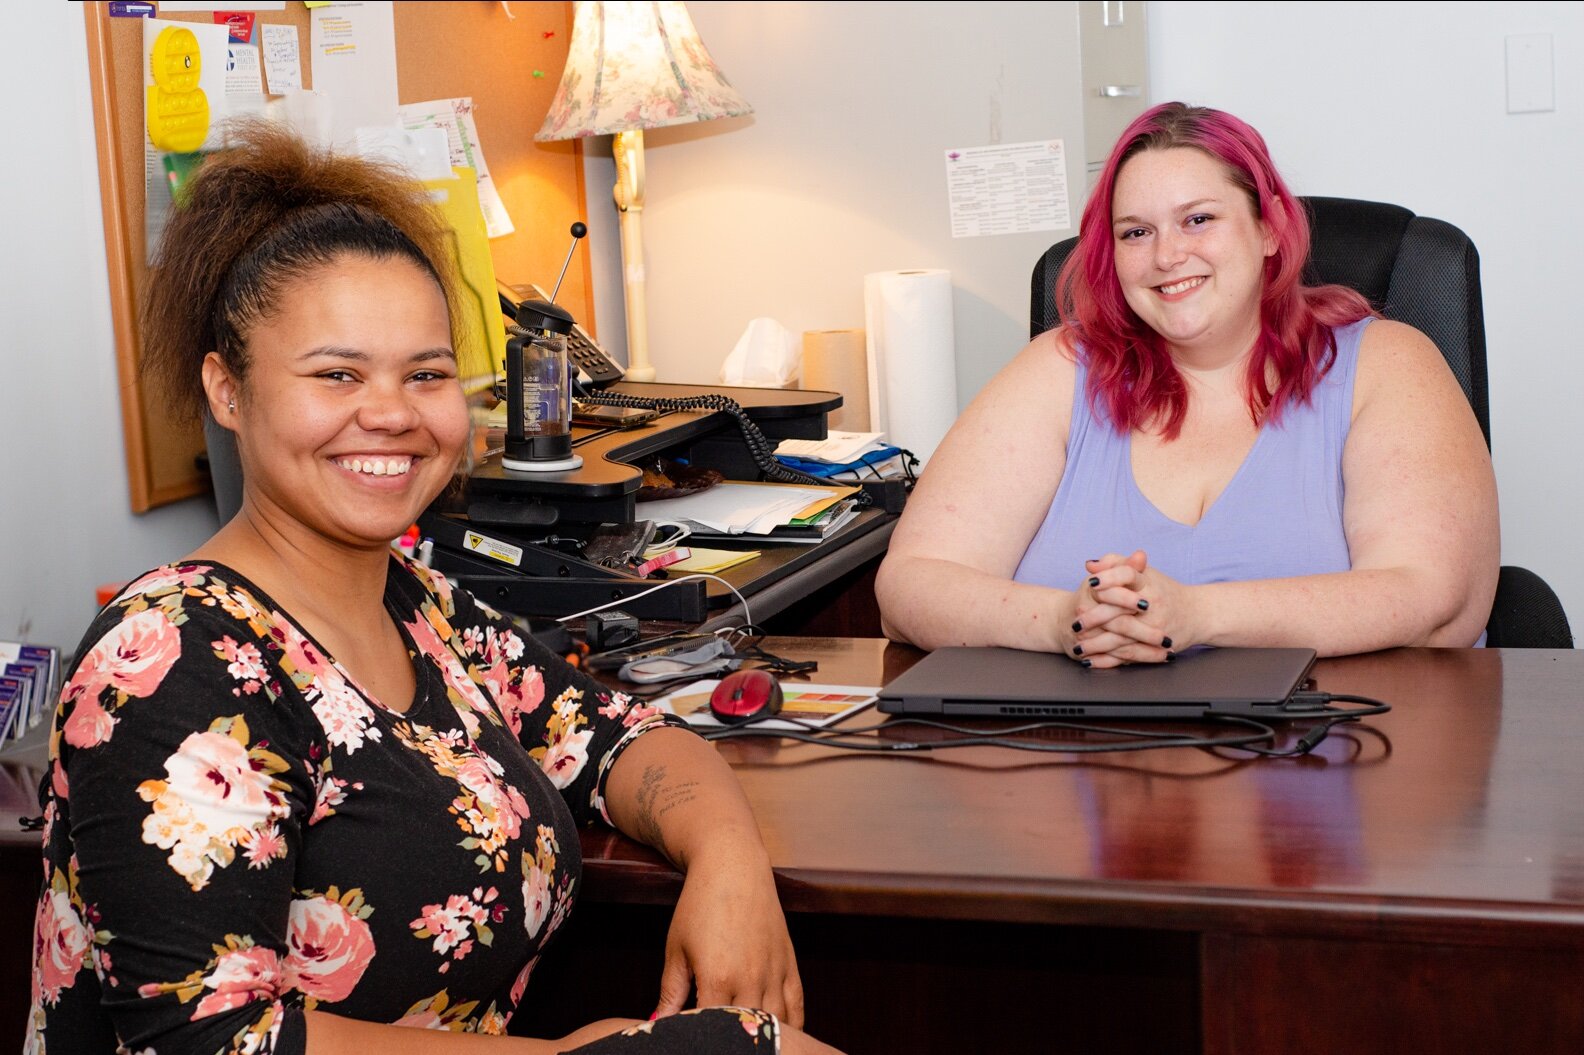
[709, 669, 783, 724]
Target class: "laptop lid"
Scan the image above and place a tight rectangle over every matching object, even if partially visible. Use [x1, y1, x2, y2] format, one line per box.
[877, 646, 1317, 719]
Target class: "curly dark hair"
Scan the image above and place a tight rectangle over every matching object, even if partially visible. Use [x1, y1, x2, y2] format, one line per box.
[141, 119, 463, 424]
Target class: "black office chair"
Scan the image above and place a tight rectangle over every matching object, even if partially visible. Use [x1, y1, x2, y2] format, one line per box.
[1029, 195, 1573, 648]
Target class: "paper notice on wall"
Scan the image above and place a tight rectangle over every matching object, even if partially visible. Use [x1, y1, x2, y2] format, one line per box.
[944, 139, 1070, 238]
[144, 17, 232, 263]
[225, 44, 264, 96]
[260, 23, 302, 93]
[398, 97, 515, 238]
[158, 2, 285, 10]
[310, 1, 399, 148]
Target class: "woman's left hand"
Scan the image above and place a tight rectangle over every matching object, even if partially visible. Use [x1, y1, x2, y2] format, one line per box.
[653, 839, 804, 1027]
[1075, 553, 1203, 665]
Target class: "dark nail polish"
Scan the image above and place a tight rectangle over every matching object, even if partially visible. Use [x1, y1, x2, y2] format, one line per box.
[1166, 650, 1176, 662]
[1071, 620, 1083, 632]
[1137, 598, 1150, 611]
[1073, 645, 1083, 656]
[1080, 659, 1093, 668]
[1088, 576, 1100, 588]
[1161, 636, 1174, 649]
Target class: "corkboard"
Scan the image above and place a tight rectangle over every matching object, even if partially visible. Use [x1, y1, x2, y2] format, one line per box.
[84, 1, 594, 512]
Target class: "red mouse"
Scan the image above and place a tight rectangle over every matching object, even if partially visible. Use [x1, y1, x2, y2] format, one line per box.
[709, 669, 783, 724]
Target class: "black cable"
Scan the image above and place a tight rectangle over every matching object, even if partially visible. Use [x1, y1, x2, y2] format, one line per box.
[702, 712, 1282, 754]
[577, 390, 835, 487]
[1212, 691, 1392, 758]
[698, 694, 1392, 758]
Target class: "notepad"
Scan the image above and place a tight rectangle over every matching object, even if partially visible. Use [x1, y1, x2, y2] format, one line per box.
[666, 547, 761, 574]
[655, 681, 879, 730]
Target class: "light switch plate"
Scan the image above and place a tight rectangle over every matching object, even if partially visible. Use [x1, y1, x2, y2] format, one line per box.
[1506, 33, 1555, 114]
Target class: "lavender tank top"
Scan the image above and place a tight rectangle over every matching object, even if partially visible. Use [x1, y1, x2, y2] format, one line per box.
[1013, 318, 1369, 589]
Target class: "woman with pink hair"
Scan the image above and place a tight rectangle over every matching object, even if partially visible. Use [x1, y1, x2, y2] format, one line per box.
[877, 102, 1497, 664]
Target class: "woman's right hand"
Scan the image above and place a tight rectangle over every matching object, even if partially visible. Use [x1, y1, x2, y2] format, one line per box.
[1066, 551, 1170, 667]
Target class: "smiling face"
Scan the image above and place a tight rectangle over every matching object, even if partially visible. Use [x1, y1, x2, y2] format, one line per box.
[1110, 147, 1277, 362]
[207, 253, 468, 551]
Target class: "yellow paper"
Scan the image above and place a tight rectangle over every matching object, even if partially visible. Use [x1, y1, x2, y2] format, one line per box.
[422, 166, 506, 391]
[668, 548, 761, 574]
[790, 484, 859, 522]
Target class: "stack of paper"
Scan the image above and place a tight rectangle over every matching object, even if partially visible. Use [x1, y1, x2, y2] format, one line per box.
[776, 431, 906, 481]
[637, 482, 857, 538]
[775, 431, 886, 464]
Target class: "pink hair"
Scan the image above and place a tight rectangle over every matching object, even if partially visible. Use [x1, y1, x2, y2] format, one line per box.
[1055, 102, 1373, 440]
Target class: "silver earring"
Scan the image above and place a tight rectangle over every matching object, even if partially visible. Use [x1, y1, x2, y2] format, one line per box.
[227, 401, 236, 412]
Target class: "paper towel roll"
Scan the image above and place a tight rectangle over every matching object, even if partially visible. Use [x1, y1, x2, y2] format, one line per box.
[864, 269, 958, 464]
[801, 329, 870, 431]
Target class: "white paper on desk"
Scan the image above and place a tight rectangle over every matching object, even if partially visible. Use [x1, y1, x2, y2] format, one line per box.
[399, 98, 515, 238]
[653, 681, 879, 730]
[310, 1, 399, 150]
[776, 431, 885, 464]
[637, 483, 837, 535]
[261, 24, 303, 94]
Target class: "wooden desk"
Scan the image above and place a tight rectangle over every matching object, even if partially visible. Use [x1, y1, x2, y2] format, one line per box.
[7, 646, 1578, 1051]
[522, 641, 1584, 1054]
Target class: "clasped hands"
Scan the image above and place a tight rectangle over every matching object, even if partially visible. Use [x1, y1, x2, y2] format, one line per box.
[1062, 550, 1196, 668]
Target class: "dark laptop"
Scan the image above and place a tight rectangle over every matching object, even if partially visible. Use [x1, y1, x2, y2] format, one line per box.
[878, 646, 1317, 719]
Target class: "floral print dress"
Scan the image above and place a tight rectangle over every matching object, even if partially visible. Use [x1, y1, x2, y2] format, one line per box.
[27, 556, 778, 1054]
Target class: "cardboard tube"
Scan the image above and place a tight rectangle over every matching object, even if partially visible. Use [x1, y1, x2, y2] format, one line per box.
[801, 329, 870, 431]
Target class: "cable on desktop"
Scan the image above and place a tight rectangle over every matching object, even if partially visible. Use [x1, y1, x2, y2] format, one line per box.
[699, 695, 1391, 757]
[554, 572, 753, 630]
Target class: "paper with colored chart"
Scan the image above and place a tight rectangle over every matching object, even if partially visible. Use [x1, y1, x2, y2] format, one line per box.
[653, 682, 878, 731]
[399, 97, 515, 239]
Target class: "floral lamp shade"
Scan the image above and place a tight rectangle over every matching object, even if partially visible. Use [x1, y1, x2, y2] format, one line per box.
[536, 1, 753, 141]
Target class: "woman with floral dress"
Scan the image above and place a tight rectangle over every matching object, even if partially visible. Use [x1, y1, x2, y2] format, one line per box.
[27, 122, 842, 1055]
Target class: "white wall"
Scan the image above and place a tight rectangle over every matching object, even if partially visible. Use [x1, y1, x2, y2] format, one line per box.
[1147, 0, 1582, 634]
[589, 1, 1087, 405]
[0, 5, 218, 652]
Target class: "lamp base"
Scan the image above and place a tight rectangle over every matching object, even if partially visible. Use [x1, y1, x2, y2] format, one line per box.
[621, 363, 657, 382]
[501, 453, 585, 473]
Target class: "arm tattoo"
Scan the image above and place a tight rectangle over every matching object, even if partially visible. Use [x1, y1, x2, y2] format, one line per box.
[634, 763, 700, 863]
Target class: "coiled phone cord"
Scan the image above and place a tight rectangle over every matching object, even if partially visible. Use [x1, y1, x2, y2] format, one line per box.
[576, 389, 845, 490]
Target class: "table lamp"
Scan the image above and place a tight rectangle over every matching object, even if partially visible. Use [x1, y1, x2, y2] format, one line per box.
[536, 1, 753, 382]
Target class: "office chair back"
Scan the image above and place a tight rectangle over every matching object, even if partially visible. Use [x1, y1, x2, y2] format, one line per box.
[1028, 195, 1571, 647]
